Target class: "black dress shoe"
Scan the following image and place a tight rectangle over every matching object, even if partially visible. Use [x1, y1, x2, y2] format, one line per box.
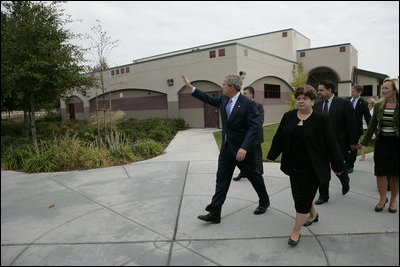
[197, 213, 221, 224]
[374, 198, 388, 212]
[253, 205, 268, 215]
[288, 234, 301, 246]
[303, 213, 319, 226]
[315, 197, 328, 205]
[342, 183, 350, 195]
[233, 173, 246, 181]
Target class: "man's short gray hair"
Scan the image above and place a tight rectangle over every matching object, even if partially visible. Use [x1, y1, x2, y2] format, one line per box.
[225, 75, 242, 91]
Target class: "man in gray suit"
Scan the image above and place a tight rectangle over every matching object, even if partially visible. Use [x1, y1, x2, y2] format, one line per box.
[233, 86, 264, 181]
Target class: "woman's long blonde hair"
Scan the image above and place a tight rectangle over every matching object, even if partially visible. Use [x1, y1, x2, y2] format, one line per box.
[377, 78, 399, 109]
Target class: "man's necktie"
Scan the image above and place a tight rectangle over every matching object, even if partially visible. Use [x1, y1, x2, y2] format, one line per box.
[323, 100, 329, 113]
[351, 98, 356, 109]
[226, 99, 233, 119]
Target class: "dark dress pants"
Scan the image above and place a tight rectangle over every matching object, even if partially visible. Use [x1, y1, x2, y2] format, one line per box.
[206, 143, 270, 215]
[318, 138, 350, 199]
[348, 133, 362, 169]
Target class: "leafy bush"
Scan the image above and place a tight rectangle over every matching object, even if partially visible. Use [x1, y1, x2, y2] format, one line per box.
[1, 120, 25, 137]
[1, 147, 31, 170]
[131, 139, 164, 158]
[23, 148, 58, 173]
[2, 117, 187, 172]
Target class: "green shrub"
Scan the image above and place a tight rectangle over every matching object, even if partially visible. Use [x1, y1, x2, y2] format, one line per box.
[109, 145, 139, 164]
[148, 129, 170, 144]
[1, 120, 25, 137]
[1, 147, 31, 170]
[37, 113, 62, 122]
[23, 148, 58, 173]
[132, 139, 164, 158]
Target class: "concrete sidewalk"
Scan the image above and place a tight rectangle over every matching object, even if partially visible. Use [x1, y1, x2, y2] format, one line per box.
[1, 128, 399, 266]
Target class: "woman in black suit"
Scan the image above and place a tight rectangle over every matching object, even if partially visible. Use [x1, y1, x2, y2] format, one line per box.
[267, 86, 346, 246]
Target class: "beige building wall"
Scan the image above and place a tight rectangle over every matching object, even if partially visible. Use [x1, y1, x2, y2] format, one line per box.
[61, 28, 387, 128]
[236, 29, 310, 61]
[357, 74, 381, 96]
[298, 44, 358, 96]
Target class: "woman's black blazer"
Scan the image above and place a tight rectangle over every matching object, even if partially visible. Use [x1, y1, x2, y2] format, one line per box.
[267, 110, 345, 183]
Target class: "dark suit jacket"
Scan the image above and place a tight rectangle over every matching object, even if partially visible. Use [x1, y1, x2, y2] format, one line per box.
[352, 98, 372, 138]
[192, 89, 260, 155]
[314, 96, 358, 146]
[267, 110, 345, 183]
[254, 101, 264, 144]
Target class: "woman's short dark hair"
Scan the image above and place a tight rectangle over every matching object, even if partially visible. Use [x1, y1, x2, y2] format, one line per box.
[294, 85, 317, 100]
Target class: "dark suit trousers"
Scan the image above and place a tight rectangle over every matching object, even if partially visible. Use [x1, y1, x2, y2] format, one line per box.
[318, 138, 350, 199]
[238, 143, 264, 176]
[206, 143, 270, 215]
[348, 133, 362, 169]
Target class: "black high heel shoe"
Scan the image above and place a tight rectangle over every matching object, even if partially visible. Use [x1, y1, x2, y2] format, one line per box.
[303, 213, 319, 227]
[388, 201, 397, 213]
[374, 198, 388, 212]
[288, 234, 301, 246]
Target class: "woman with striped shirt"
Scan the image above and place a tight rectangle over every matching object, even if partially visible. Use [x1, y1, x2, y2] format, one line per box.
[360, 78, 399, 213]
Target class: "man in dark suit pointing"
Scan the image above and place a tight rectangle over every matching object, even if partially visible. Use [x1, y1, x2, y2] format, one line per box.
[181, 74, 270, 224]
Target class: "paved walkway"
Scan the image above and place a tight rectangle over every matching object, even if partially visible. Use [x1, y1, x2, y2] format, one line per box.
[1, 128, 399, 266]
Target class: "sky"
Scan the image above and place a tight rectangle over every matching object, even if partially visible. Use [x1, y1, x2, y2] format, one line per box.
[61, 1, 399, 78]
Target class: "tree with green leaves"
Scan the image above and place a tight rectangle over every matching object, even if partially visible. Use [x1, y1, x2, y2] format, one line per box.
[1, 1, 95, 146]
[287, 62, 309, 110]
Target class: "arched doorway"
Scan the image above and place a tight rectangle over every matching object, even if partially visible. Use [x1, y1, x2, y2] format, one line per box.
[66, 96, 84, 120]
[307, 67, 340, 94]
[178, 80, 221, 128]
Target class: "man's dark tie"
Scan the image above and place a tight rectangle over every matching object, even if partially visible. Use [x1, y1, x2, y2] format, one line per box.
[351, 98, 356, 109]
[323, 100, 329, 113]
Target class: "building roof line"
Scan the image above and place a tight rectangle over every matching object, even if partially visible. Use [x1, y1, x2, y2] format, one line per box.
[357, 68, 389, 79]
[128, 28, 306, 65]
[298, 43, 358, 53]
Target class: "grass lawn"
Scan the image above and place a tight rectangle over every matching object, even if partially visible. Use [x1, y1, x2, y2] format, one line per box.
[213, 123, 373, 162]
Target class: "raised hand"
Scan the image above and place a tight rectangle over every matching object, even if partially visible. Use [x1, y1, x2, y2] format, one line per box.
[181, 74, 193, 88]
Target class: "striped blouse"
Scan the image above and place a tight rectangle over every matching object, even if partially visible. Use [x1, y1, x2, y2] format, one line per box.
[381, 108, 396, 136]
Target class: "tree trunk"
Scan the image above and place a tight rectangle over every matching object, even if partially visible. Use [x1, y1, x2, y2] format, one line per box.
[23, 96, 30, 138]
[29, 94, 38, 147]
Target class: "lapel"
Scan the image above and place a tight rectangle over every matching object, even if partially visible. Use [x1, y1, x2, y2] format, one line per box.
[329, 97, 338, 114]
[228, 94, 243, 121]
[314, 100, 323, 113]
[221, 96, 229, 121]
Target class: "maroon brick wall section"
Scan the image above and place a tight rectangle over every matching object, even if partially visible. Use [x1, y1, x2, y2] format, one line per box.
[73, 102, 84, 113]
[90, 95, 167, 112]
[179, 93, 204, 109]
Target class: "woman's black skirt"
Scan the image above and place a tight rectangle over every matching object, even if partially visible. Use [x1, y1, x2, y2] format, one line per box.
[374, 135, 399, 176]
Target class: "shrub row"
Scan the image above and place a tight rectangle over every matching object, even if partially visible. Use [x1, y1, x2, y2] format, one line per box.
[1, 116, 187, 173]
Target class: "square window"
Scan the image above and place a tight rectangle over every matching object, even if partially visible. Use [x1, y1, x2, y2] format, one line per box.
[111, 70, 114, 76]
[282, 31, 288, 37]
[121, 68, 124, 74]
[218, 48, 225, 57]
[300, 51, 305, 58]
[264, 84, 281, 98]
[209, 50, 216, 58]
[126, 67, 130, 73]
[116, 69, 119, 75]
[340, 46, 346, 52]
[362, 85, 373, 96]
